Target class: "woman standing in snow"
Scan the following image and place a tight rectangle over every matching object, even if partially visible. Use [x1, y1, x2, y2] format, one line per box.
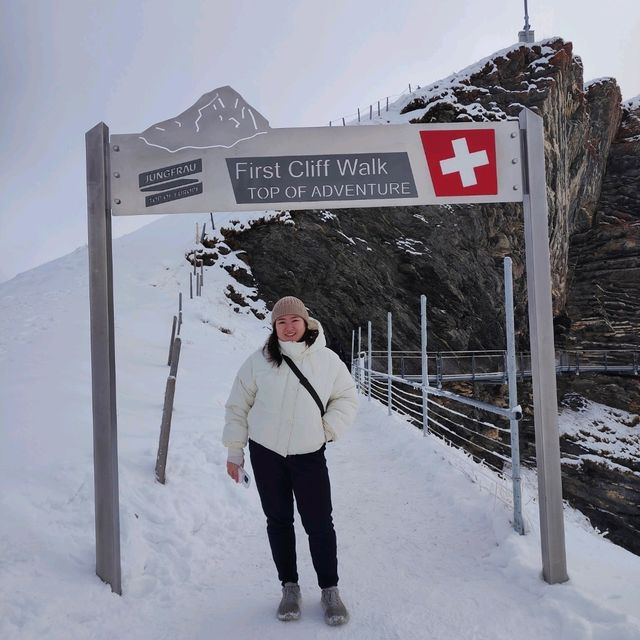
[223, 296, 358, 625]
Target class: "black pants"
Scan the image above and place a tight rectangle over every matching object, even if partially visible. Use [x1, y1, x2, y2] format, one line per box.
[249, 439, 338, 589]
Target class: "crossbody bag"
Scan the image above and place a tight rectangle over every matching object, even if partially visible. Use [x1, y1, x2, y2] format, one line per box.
[281, 354, 326, 417]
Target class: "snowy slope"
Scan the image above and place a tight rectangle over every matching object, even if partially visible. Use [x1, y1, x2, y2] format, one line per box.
[346, 39, 560, 127]
[1, 214, 640, 640]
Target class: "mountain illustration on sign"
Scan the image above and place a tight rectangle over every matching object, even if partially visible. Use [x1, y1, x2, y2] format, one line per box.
[137, 86, 271, 153]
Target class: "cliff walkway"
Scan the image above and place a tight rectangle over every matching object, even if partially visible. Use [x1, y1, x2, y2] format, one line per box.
[364, 349, 640, 386]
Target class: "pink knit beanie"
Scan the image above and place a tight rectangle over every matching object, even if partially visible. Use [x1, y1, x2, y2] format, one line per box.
[271, 296, 309, 325]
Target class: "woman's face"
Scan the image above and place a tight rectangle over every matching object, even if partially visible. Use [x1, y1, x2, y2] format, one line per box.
[275, 314, 306, 342]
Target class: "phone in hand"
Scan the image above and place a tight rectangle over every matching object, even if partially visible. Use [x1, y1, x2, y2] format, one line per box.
[237, 467, 251, 488]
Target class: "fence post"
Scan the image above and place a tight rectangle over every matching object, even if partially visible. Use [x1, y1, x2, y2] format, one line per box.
[367, 321, 372, 401]
[357, 326, 362, 391]
[156, 338, 182, 484]
[167, 315, 177, 366]
[195, 223, 199, 244]
[342, 117, 346, 127]
[350, 329, 355, 367]
[387, 312, 393, 415]
[179, 292, 182, 313]
[210, 212, 214, 228]
[177, 311, 182, 335]
[386, 96, 389, 112]
[369, 105, 373, 120]
[504, 257, 525, 535]
[189, 273, 193, 299]
[421, 295, 429, 436]
[358, 107, 361, 122]
[200, 222, 206, 243]
[436, 353, 443, 388]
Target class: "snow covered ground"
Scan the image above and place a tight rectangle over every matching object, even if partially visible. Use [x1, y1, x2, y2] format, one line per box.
[1, 214, 639, 640]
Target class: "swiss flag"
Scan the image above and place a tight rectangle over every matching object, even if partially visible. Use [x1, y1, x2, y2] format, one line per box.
[420, 129, 498, 197]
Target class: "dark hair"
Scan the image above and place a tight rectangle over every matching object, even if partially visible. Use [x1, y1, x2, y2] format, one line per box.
[263, 323, 319, 366]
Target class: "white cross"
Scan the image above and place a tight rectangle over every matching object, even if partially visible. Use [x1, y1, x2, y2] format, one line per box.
[439, 137, 489, 187]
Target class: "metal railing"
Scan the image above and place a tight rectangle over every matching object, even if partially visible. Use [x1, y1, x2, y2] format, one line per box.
[363, 348, 639, 385]
[350, 257, 525, 535]
[352, 355, 525, 534]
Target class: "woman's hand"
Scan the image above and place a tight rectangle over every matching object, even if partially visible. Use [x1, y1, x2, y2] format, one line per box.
[227, 461, 242, 483]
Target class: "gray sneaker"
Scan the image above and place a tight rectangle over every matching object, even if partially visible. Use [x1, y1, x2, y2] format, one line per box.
[321, 587, 349, 626]
[277, 582, 301, 621]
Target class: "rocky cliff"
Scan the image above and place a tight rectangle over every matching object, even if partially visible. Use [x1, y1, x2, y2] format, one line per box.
[566, 96, 640, 348]
[194, 38, 640, 554]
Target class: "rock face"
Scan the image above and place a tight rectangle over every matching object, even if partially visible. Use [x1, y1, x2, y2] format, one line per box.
[565, 98, 640, 349]
[198, 39, 640, 554]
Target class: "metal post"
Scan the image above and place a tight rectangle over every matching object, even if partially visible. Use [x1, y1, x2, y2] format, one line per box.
[504, 257, 525, 535]
[367, 321, 372, 401]
[350, 329, 355, 373]
[156, 338, 182, 484]
[357, 326, 362, 390]
[519, 108, 568, 584]
[421, 295, 429, 436]
[86, 122, 121, 595]
[179, 292, 182, 313]
[387, 312, 393, 415]
[167, 315, 177, 365]
[358, 108, 361, 122]
[189, 272, 193, 299]
[369, 105, 373, 120]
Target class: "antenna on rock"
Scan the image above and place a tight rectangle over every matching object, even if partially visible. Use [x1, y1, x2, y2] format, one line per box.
[518, 0, 535, 43]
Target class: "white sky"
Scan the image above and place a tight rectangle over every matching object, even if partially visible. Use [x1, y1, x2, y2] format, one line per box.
[1, 0, 639, 282]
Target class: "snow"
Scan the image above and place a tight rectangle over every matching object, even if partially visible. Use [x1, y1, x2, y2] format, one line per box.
[559, 397, 640, 475]
[1, 213, 640, 639]
[623, 95, 640, 110]
[342, 39, 562, 128]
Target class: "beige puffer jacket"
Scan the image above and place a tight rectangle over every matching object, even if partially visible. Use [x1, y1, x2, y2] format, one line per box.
[223, 318, 358, 458]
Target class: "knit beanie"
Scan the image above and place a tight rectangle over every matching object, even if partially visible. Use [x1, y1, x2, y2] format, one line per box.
[271, 296, 309, 325]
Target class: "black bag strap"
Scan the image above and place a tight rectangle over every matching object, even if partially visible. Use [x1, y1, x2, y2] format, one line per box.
[281, 355, 326, 416]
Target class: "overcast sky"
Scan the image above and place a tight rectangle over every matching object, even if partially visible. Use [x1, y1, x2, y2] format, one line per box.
[1, 0, 639, 282]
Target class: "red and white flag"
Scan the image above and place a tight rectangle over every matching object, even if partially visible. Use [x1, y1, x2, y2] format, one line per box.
[420, 129, 498, 197]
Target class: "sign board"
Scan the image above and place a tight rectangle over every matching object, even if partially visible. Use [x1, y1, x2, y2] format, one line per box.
[110, 86, 523, 215]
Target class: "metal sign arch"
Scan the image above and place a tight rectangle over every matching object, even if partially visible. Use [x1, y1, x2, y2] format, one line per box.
[86, 87, 567, 595]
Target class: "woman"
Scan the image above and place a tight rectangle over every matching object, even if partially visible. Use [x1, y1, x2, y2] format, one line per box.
[223, 296, 358, 625]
